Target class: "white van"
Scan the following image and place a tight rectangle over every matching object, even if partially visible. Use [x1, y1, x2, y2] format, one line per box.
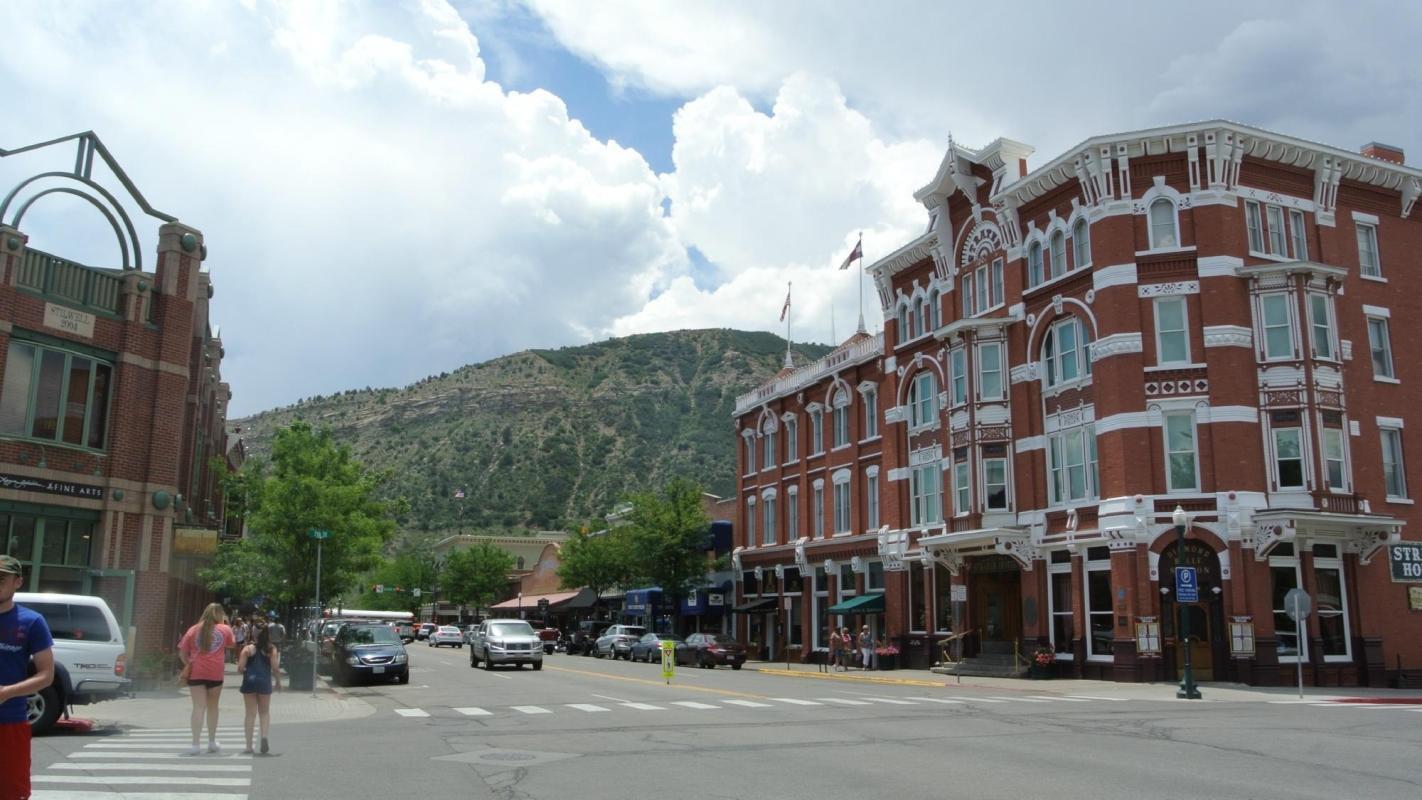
[15, 592, 130, 734]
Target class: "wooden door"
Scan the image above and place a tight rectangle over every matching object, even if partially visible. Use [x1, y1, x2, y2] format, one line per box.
[1174, 605, 1213, 681]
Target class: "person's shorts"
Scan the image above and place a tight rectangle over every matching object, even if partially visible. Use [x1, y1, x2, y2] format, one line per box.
[0, 720, 32, 799]
[187, 679, 224, 689]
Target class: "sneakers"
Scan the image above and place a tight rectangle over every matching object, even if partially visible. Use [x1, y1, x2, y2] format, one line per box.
[208, 740, 222, 754]
[185, 744, 201, 756]
[260, 737, 269, 755]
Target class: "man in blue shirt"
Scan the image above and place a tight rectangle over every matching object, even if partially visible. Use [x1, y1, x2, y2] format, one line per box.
[0, 554, 55, 800]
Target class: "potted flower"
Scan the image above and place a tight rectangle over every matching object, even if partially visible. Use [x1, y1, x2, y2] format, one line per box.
[874, 643, 900, 671]
[1030, 645, 1055, 679]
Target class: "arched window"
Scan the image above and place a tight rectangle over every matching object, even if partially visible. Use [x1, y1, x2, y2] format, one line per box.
[1149, 198, 1178, 249]
[928, 289, 940, 330]
[1027, 241, 1044, 287]
[913, 298, 926, 339]
[1050, 231, 1067, 280]
[1042, 317, 1093, 389]
[1073, 219, 1091, 267]
[831, 390, 851, 448]
[896, 304, 908, 341]
[909, 371, 938, 428]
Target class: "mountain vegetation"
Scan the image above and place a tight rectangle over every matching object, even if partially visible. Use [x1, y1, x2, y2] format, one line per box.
[231, 329, 832, 534]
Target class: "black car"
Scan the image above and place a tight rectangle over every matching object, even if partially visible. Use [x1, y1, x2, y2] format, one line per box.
[629, 632, 683, 663]
[332, 623, 410, 685]
[568, 620, 611, 656]
[675, 633, 746, 669]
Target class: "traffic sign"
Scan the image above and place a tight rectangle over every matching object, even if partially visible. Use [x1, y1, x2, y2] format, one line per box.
[538, 598, 550, 611]
[375, 584, 384, 594]
[660, 640, 676, 683]
[308, 529, 330, 540]
[412, 588, 421, 598]
[1284, 588, 1312, 622]
[1174, 566, 1199, 603]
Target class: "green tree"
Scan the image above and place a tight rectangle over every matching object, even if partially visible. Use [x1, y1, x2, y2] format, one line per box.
[622, 478, 713, 604]
[556, 526, 635, 608]
[202, 421, 405, 610]
[353, 547, 440, 614]
[441, 541, 514, 611]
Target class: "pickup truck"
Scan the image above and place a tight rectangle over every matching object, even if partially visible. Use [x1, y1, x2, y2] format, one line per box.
[468, 619, 543, 671]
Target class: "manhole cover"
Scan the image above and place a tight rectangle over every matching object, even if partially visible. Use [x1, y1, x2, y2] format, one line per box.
[484, 753, 537, 762]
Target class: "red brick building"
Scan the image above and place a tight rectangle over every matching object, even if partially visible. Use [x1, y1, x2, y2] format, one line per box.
[734, 121, 1422, 686]
[0, 132, 234, 657]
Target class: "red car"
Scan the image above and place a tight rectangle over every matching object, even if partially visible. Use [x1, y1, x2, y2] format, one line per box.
[675, 633, 746, 669]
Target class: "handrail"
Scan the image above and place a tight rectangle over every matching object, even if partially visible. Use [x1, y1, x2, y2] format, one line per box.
[937, 629, 977, 666]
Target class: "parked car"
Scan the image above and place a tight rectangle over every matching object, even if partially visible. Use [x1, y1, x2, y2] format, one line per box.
[415, 622, 437, 641]
[392, 622, 415, 643]
[675, 633, 746, 669]
[16, 592, 130, 735]
[593, 624, 647, 659]
[568, 620, 610, 656]
[469, 619, 543, 670]
[629, 632, 683, 663]
[428, 625, 464, 648]
[536, 627, 561, 654]
[331, 622, 409, 685]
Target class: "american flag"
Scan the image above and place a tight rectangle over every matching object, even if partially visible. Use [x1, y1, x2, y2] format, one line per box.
[454, 489, 465, 499]
[838, 236, 863, 270]
[779, 284, 791, 322]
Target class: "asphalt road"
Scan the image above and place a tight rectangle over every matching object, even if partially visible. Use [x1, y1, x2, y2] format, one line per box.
[29, 642, 1422, 800]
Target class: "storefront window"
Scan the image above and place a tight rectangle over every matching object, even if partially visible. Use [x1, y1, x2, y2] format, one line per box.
[933, 563, 953, 633]
[1049, 551, 1074, 656]
[1085, 547, 1112, 660]
[787, 596, 803, 647]
[909, 563, 927, 632]
[1270, 548, 1302, 660]
[1313, 543, 1350, 660]
[867, 561, 885, 592]
[0, 341, 114, 449]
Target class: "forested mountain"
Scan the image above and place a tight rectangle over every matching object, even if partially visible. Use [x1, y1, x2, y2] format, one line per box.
[232, 329, 832, 533]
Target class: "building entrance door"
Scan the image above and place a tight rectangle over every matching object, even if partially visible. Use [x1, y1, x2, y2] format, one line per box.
[969, 556, 1022, 648]
[1173, 605, 1214, 681]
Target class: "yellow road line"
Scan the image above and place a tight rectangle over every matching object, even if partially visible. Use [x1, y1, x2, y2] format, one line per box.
[750, 669, 947, 688]
[542, 664, 771, 699]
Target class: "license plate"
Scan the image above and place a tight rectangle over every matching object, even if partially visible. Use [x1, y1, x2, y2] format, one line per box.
[372, 666, 385, 674]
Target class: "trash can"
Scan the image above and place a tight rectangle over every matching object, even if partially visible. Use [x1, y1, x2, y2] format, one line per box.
[284, 647, 314, 691]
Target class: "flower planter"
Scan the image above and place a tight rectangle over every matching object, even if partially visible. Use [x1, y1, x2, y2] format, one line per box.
[874, 653, 898, 670]
[1029, 663, 1050, 679]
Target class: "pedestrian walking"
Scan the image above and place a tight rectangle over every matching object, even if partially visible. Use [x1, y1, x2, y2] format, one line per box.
[232, 616, 248, 664]
[858, 625, 873, 670]
[237, 621, 281, 755]
[0, 555, 54, 800]
[267, 612, 286, 652]
[178, 603, 235, 755]
[841, 627, 854, 669]
[828, 628, 843, 671]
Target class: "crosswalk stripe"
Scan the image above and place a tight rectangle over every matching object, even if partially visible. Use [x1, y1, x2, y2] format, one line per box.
[394, 708, 430, 718]
[861, 697, 918, 705]
[33, 776, 251, 786]
[1065, 695, 1128, 702]
[48, 764, 252, 773]
[511, 706, 552, 715]
[453, 707, 491, 716]
[1029, 695, 1092, 702]
[956, 697, 1007, 703]
[81, 744, 198, 750]
[67, 753, 241, 761]
[720, 699, 772, 708]
[620, 702, 664, 711]
[904, 697, 965, 705]
[127, 728, 243, 735]
[30, 793, 249, 799]
[988, 696, 1050, 703]
[670, 701, 719, 710]
[817, 698, 872, 706]
[772, 698, 822, 706]
[566, 704, 610, 712]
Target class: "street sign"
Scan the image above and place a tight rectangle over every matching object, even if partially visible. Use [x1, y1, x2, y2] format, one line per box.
[1175, 566, 1199, 603]
[1389, 542, 1422, 582]
[375, 584, 384, 594]
[1284, 588, 1312, 622]
[308, 529, 330, 540]
[412, 588, 421, 597]
[538, 598, 550, 611]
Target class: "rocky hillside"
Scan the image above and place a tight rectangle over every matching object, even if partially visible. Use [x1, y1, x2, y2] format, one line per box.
[231, 329, 831, 532]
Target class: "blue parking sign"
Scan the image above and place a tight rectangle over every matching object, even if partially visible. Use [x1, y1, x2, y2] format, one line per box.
[1175, 566, 1199, 602]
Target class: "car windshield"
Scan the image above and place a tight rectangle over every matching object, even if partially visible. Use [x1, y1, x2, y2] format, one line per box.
[344, 626, 399, 645]
[488, 622, 535, 636]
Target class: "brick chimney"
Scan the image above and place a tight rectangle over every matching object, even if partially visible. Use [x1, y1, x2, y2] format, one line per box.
[1361, 142, 1405, 165]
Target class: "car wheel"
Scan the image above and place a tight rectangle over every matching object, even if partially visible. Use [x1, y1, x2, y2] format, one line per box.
[396, 670, 410, 684]
[27, 686, 61, 735]
[483, 656, 494, 671]
[731, 663, 742, 671]
[698, 653, 710, 669]
[470, 653, 478, 668]
[533, 661, 543, 671]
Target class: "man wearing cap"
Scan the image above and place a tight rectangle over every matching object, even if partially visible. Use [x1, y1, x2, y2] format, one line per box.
[0, 554, 55, 800]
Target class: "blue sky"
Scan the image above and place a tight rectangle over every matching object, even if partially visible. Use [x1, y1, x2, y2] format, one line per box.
[2, 1, 1417, 416]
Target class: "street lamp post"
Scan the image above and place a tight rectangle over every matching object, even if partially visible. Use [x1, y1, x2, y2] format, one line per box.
[1172, 506, 1202, 700]
[308, 528, 330, 699]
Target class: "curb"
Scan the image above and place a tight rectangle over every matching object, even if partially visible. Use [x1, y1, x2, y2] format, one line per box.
[745, 666, 947, 688]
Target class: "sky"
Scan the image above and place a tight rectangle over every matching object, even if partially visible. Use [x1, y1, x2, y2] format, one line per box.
[2, 0, 1418, 417]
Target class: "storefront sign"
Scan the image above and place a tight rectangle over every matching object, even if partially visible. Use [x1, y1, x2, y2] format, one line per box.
[174, 527, 218, 557]
[44, 303, 95, 339]
[1229, 617, 1256, 657]
[708, 593, 724, 607]
[1135, 617, 1161, 655]
[0, 473, 104, 500]
[1388, 543, 1422, 582]
[1410, 587, 1422, 611]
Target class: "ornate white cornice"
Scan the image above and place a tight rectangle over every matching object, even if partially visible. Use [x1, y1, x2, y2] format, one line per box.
[1204, 325, 1253, 348]
[1091, 332, 1143, 362]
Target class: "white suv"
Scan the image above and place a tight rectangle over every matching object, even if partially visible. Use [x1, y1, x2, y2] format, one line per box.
[16, 592, 130, 734]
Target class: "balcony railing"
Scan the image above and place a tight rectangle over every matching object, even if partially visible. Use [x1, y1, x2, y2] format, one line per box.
[734, 333, 883, 415]
[1312, 491, 1366, 515]
[15, 248, 123, 315]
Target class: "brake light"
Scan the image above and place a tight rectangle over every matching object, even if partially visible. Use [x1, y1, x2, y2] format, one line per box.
[114, 653, 126, 677]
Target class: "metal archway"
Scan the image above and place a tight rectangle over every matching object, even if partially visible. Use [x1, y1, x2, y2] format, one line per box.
[1, 171, 143, 270]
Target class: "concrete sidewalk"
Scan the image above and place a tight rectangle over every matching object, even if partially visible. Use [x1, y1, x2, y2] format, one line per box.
[65, 661, 375, 731]
[744, 660, 1422, 703]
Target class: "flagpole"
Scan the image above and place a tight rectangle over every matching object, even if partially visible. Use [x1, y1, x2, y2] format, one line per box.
[831, 298, 837, 345]
[855, 232, 866, 334]
[784, 281, 793, 369]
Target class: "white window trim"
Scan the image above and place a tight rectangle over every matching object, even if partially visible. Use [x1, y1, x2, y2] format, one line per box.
[1163, 412, 1201, 494]
[1147, 197, 1181, 251]
[1153, 296, 1191, 366]
[1320, 425, 1349, 493]
[1272, 426, 1308, 492]
[1269, 554, 1305, 664]
[1047, 559, 1075, 660]
[1072, 218, 1092, 269]
[977, 341, 1004, 401]
[1257, 293, 1297, 362]
[1288, 209, 1308, 260]
[1355, 221, 1382, 279]
[949, 347, 967, 407]
[782, 417, 799, 465]
[786, 486, 800, 539]
[1245, 200, 1266, 255]
[953, 459, 970, 517]
[1380, 426, 1409, 501]
[1307, 293, 1338, 362]
[982, 455, 1010, 512]
[1365, 315, 1396, 382]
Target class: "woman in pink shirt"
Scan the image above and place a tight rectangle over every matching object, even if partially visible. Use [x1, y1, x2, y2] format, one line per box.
[178, 603, 235, 755]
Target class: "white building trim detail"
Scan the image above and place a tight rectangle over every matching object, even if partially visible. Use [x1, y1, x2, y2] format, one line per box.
[1014, 436, 1046, 453]
[1204, 325, 1253, 348]
[1197, 255, 1244, 278]
[1092, 332, 1143, 362]
[1092, 263, 1138, 291]
[1137, 281, 1199, 298]
[1094, 411, 1155, 434]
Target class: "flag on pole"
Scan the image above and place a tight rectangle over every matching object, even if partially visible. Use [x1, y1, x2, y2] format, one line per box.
[838, 236, 863, 270]
[454, 489, 465, 499]
[779, 283, 792, 321]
